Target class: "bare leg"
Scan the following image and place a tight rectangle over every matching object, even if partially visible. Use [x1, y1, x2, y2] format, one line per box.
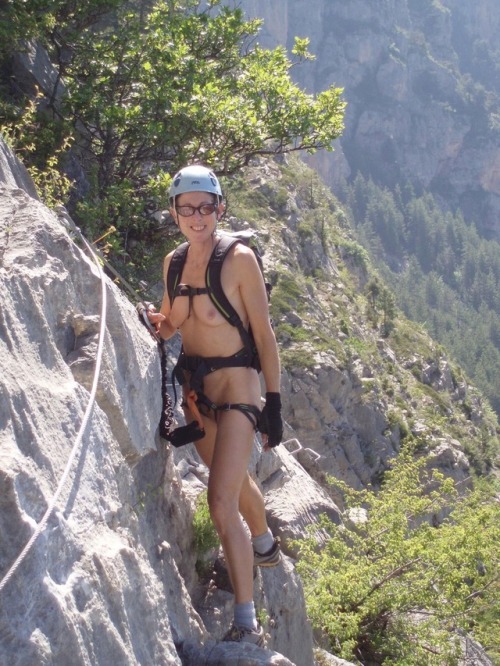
[195, 418, 268, 537]
[238, 475, 268, 538]
[195, 410, 258, 603]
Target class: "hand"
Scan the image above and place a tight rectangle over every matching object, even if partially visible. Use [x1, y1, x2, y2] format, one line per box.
[147, 308, 166, 329]
[136, 301, 165, 340]
[259, 392, 283, 450]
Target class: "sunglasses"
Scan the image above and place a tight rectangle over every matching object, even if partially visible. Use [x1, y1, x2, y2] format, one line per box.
[175, 203, 218, 217]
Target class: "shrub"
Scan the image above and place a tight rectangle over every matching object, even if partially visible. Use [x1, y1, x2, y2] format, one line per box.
[295, 446, 499, 665]
[192, 490, 219, 556]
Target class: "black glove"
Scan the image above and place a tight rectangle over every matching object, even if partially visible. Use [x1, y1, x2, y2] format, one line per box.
[259, 392, 283, 447]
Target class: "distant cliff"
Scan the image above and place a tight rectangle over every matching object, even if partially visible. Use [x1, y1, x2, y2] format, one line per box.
[238, 0, 500, 239]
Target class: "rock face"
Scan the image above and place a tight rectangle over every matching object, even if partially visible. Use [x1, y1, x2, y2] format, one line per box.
[0, 138, 493, 665]
[237, 0, 500, 239]
[0, 139, 341, 665]
[0, 139, 39, 200]
[0, 182, 200, 665]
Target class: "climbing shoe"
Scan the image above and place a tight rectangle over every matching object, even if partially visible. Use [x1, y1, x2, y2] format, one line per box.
[253, 536, 281, 567]
[222, 624, 265, 647]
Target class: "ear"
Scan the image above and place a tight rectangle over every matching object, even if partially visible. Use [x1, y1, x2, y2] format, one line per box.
[217, 201, 226, 220]
[170, 207, 179, 226]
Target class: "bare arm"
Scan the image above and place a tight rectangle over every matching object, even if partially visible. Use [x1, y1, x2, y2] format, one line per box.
[146, 252, 177, 340]
[235, 247, 281, 394]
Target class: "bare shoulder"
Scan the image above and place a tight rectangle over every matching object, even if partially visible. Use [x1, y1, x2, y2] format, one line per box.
[225, 241, 259, 274]
[162, 248, 176, 277]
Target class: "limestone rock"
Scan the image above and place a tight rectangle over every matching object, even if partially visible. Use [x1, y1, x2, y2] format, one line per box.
[179, 639, 296, 665]
[0, 139, 39, 200]
[256, 444, 341, 554]
[193, 553, 315, 666]
[313, 651, 357, 666]
[281, 361, 397, 489]
[0, 143, 317, 665]
[0, 182, 206, 665]
[12, 40, 65, 102]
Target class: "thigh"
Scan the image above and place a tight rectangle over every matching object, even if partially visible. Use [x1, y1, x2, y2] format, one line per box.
[193, 412, 217, 468]
[207, 410, 256, 502]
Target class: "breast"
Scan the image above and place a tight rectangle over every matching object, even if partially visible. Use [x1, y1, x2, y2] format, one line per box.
[191, 297, 228, 327]
[170, 293, 227, 329]
[169, 297, 190, 329]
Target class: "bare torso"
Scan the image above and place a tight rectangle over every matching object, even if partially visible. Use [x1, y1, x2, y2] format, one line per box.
[167, 238, 261, 406]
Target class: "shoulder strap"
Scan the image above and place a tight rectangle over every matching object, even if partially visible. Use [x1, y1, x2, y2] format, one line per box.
[166, 241, 190, 306]
[206, 236, 258, 365]
[206, 235, 242, 327]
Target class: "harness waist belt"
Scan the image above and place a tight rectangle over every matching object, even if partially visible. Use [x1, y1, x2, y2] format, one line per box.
[174, 347, 255, 392]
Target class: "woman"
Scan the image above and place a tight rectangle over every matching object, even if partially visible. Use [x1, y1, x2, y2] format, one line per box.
[148, 164, 283, 646]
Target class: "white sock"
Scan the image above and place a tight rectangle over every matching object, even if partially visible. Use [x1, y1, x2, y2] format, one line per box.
[252, 528, 274, 554]
[234, 601, 257, 631]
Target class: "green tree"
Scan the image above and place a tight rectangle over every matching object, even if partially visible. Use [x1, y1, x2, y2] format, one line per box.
[380, 286, 396, 336]
[365, 189, 405, 257]
[68, 1, 343, 212]
[365, 278, 396, 336]
[296, 446, 499, 665]
[367, 278, 381, 308]
[405, 196, 435, 273]
[342, 174, 500, 422]
[0, 0, 124, 61]
[3, 0, 345, 269]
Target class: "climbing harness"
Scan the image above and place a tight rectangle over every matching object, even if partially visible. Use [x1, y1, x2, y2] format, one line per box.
[169, 347, 261, 443]
[157, 231, 274, 446]
[0, 228, 107, 594]
[167, 231, 271, 374]
[172, 347, 255, 394]
[195, 391, 261, 429]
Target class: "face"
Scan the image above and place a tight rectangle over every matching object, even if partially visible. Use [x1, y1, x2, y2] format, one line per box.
[171, 191, 224, 240]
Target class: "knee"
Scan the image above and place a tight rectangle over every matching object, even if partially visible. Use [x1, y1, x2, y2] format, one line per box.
[207, 492, 237, 535]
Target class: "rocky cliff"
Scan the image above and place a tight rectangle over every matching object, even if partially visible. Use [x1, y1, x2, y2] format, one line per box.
[237, 0, 500, 240]
[0, 138, 336, 665]
[0, 138, 496, 665]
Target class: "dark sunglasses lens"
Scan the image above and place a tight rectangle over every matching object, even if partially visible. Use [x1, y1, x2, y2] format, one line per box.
[200, 204, 216, 215]
[176, 203, 217, 216]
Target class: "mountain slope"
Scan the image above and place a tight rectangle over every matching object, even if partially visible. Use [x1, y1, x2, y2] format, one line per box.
[222, 155, 499, 481]
[237, 0, 500, 239]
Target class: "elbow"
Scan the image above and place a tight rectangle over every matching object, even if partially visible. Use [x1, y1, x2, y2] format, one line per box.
[254, 328, 278, 355]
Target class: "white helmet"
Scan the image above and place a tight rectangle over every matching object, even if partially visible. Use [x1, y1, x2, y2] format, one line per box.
[169, 165, 222, 202]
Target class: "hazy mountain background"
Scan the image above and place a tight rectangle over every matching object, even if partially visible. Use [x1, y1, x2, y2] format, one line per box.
[2, 1, 500, 662]
[234, 0, 500, 415]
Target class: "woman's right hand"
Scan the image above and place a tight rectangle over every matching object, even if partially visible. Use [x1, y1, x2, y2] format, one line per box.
[137, 301, 166, 340]
[146, 306, 166, 328]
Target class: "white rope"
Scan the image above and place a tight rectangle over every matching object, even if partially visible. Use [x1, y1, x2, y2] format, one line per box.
[0, 232, 107, 594]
